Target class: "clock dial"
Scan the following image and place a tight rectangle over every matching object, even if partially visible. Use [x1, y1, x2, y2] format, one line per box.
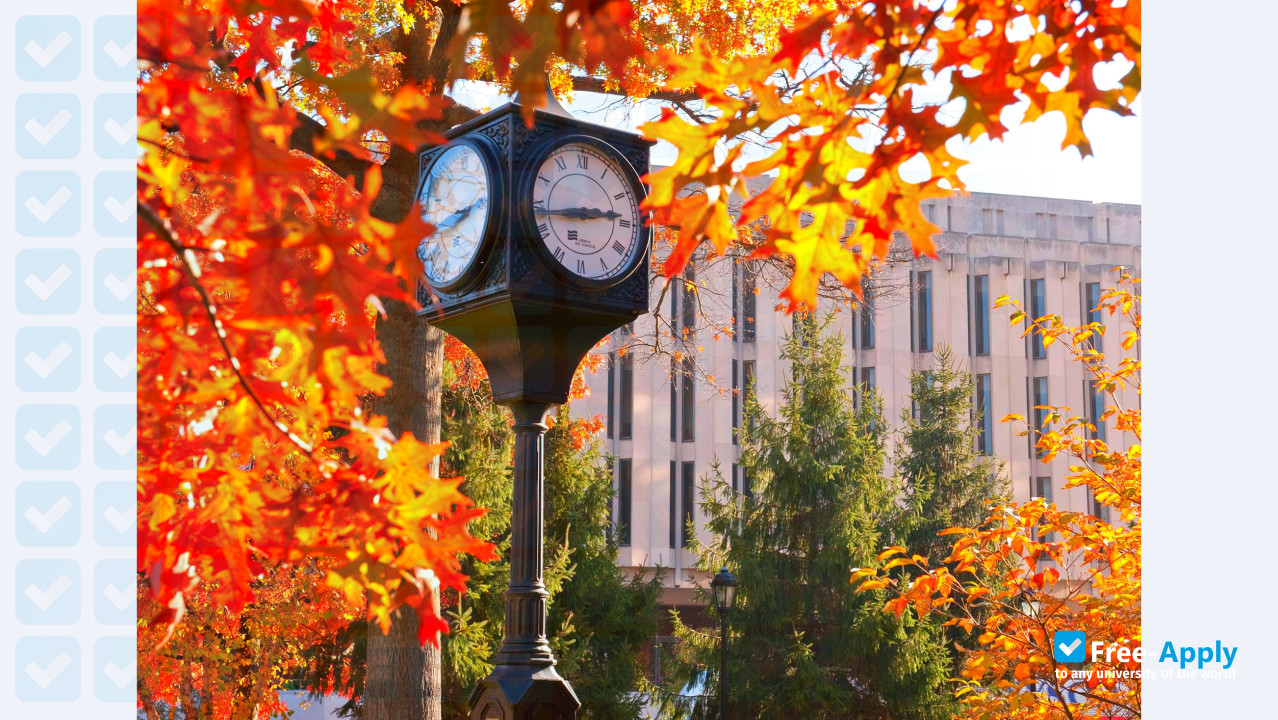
[417, 144, 491, 288]
[531, 142, 642, 283]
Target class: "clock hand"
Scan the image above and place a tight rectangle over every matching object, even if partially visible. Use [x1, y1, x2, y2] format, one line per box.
[534, 206, 623, 220]
[433, 197, 487, 232]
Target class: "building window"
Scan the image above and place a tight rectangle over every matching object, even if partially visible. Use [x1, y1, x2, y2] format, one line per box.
[1089, 488, 1110, 523]
[619, 353, 633, 439]
[1031, 377, 1048, 459]
[731, 359, 740, 445]
[668, 461, 677, 548]
[859, 283, 875, 349]
[912, 270, 933, 353]
[679, 262, 696, 338]
[669, 359, 677, 442]
[1029, 278, 1046, 359]
[742, 360, 756, 434]
[606, 353, 615, 439]
[741, 465, 753, 499]
[973, 275, 990, 355]
[1084, 282, 1103, 353]
[616, 459, 632, 546]
[680, 356, 695, 442]
[975, 373, 993, 455]
[1033, 476, 1053, 502]
[742, 263, 757, 342]
[1086, 378, 1107, 444]
[731, 463, 739, 494]
[680, 461, 696, 548]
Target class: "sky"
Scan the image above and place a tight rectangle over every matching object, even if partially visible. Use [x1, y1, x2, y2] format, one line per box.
[452, 78, 1142, 207]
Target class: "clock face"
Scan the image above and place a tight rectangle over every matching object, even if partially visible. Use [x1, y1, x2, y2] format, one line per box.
[531, 141, 643, 283]
[417, 143, 491, 288]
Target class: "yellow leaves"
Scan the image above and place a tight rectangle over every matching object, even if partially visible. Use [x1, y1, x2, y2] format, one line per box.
[857, 579, 889, 592]
[1121, 331, 1139, 350]
[877, 545, 907, 562]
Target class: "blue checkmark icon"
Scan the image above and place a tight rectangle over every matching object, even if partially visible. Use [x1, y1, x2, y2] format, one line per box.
[16, 404, 81, 470]
[95, 171, 135, 237]
[94, 248, 135, 314]
[94, 15, 136, 82]
[16, 482, 81, 548]
[15, 558, 81, 625]
[16, 171, 80, 237]
[93, 93, 136, 159]
[16, 249, 81, 315]
[15, 636, 81, 702]
[1054, 630, 1088, 664]
[15, 16, 81, 81]
[16, 93, 80, 159]
[93, 559, 136, 625]
[94, 326, 136, 392]
[94, 636, 135, 702]
[16, 326, 81, 392]
[94, 404, 136, 470]
[94, 481, 135, 548]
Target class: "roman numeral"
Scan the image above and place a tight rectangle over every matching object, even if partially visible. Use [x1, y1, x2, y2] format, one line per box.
[618, 219, 631, 228]
[600, 168, 609, 179]
[538, 222, 549, 237]
[614, 192, 626, 200]
[533, 199, 546, 211]
[553, 246, 565, 262]
[577, 155, 588, 169]
[599, 258, 610, 272]
[576, 259, 586, 274]
[538, 174, 550, 185]
[611, 241, 626, 255]
[555, 156, 567, 171]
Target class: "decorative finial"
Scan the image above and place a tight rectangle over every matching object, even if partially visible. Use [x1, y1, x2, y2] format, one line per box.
[512, 76, 573, 119]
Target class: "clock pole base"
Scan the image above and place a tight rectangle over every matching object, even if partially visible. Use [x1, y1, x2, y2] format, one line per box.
[468, 664, 580, 720]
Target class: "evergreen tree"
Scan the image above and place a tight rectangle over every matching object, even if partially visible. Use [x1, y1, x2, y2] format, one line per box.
[662, 315, 956, 720]
[894, 345, 1007, 566]
[439, 368, 661, 720]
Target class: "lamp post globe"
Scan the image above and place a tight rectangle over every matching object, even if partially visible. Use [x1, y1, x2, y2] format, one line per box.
[710, 566, 737, 720]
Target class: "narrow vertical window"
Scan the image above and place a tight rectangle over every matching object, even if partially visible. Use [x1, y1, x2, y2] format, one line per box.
[606, 353, 615, 439]
[731, 463, 739, 494]
[680, 357, 696, 442]
[731, 258, 740, 339]
[680, 262, 696, 338]
[1029, 278, 1046, 359]
[1032, 377, 1048, 459]
[1086, 378, 1107, 444]
[860, 284, 875, 349]
[996, 210, 1005, 235]
[975, 373, 993, 455]
[1033, 476, 1053, 502]
[743, 360, 756, 434]
[619, 353, 633, 439]
[680, 461, 696, 548]
[1084, 282, 1103, 353]
[669, 359, 677, 443]
[616, 459, 632, 546]
[982, 208, 993, 234]
[1090, 488, 1110, 523]
[731, 359, 740, 445]
[974, 275, 990, 355]
[915, 270, 933, 353]
[668, 461, 677, 548]
[741, 466, 753, 499]
[742, 263, 757, 342]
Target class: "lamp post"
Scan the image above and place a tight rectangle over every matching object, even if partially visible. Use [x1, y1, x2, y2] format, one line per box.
[711, 566, 738, 720]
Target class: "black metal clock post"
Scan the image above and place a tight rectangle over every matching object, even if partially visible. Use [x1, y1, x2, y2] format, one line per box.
[415, 92, 653, 720]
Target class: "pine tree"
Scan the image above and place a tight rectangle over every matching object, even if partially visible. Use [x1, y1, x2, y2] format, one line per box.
[439, 372, 661, 720]
[894, 345, 1007, 566]
[661, 315, 956, 720]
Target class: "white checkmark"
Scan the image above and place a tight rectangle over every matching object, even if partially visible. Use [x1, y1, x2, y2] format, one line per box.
[25, 496, 72, 533]
[103, 349, 136, 378]
[102, 193, 136, 222]
[25, 186, 72, 223]
[25, 341, 73, 379]
[103, 503, 137, 532]
[1058, 638, 1082, 656]
[103, 427, 136, 455]
[25, 109, 72, 145]
[103, 660, 135, 688]
[103, 116, 137, 145]
[102, 583, 134, 610]
[25, 652, 72, 688]
[24, 31, 72, 67]
[25, 264, 73, 301]
[25, 419, 72, 456]
[25, 574, 72, 611]
[102, 37, 136, 67]
[103, 271, 136, 300]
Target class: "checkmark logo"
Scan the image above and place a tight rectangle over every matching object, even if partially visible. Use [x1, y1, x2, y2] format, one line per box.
[102, 349, 136, 378]
[25, 342, 73, 378]
[25, 574, 73, 611]
[25, 264, 72, 300]
[25, 496, 72, 533]
[26, 186, 72, 223]
[1053, 630, 1088, 663]
[103, 271, 136, 300]
[102, 37, 135, 67]
[103, 660, 135, 688]
[102, 427, 136, 455]
[25, 652, 72, 688]
[25, 31, 72, 67]
[102, 193, 136, 222]
[102, 116, 136, 144]
[102, 503, 136, 532]
[102, 584, 134, 611]
[25, 109, 72, 145]
[26, 419, 72, 456]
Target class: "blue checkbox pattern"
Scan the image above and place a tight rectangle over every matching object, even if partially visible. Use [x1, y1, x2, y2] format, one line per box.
[16, 249, 82, 315]
[16, 326, 81, 392]
[11, 6, 139, 711]
[16, 170, 80, 237]
[17, 93, 81, 159]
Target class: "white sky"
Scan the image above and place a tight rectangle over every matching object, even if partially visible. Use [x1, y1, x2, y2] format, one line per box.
[452, 79, 1142, 207]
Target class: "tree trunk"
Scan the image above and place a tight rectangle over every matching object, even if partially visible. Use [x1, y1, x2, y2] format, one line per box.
[365, 298, 446, 720]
